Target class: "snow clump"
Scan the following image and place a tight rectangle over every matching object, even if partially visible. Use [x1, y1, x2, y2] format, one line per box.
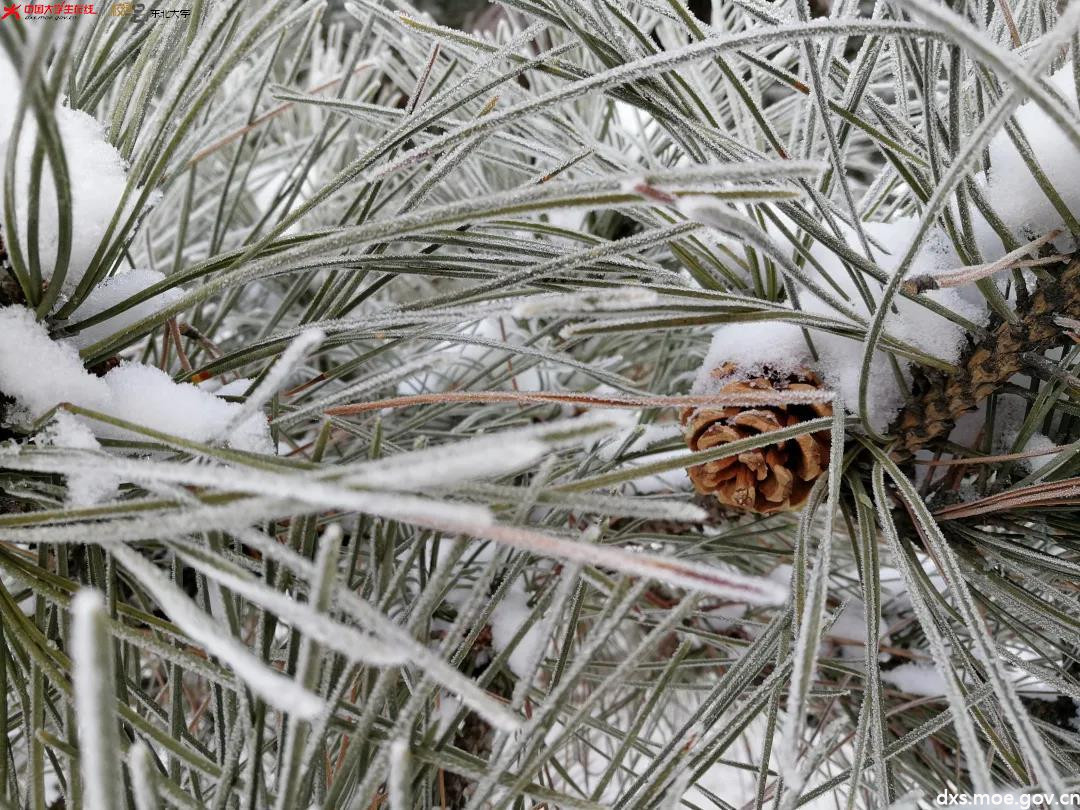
[0, 305, 273, 456]
[982, 65, 1080, 252]
[66, 269, 185, 349]
[0, 51, 151, 300]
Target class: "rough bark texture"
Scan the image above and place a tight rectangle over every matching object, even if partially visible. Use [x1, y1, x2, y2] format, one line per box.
[891, 258, 1080, 456]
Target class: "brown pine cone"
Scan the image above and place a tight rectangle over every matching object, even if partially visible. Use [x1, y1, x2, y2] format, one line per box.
[681, 365, 832, 514]
[891, 258, 1080, 458]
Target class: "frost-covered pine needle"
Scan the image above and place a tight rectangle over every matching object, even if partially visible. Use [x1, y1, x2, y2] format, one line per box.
[72, 590, 124, 810]
[4, 1, 1080, 807]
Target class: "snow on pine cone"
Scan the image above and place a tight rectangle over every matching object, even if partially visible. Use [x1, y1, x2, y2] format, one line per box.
[681, 364, 832, 514]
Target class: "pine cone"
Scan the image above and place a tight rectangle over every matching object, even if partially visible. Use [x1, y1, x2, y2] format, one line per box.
[681, 365, 832, 514]
[891, 258, 1080, 458]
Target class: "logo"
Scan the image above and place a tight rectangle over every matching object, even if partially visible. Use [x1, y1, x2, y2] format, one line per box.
[109, 2, 189, 21]
[7, 3, 96, 18]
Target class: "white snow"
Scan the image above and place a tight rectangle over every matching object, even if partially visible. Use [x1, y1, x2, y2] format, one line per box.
[796, 216, 987, 431]
[489, 575, 547, 679]
[217, 328, 323, 440]
[592, 421, 693, 495]
[0, 305, 273, 453]
[249, 167, 305, 237]
[101, 363, 274, 453]
[545, 699, 850, 809]
[431, 692, 465, 736]
[0, 305, 111, 415]
[627, 447, 697, 495]
[612, 100, 663, 165]
[983, 64, 1080, 252]
[991, 394, 1060, 471]
[693, 320, 812, 390]
[68, 269, 185, 348]
[881, 663, 948, 697]
[684, 712, 853, 810]
[828, 600, 874, 647]
[686, 63, 1080, 434]
[1014, 432, 1059, 473]
[34, 412, 120, 505]
[881, 657, 1061, 702]
[0, 50, 14, 127]
[595, 421, 682, 462]
[0, 52, 146, 299]
[211, 378, 255, 397]
[433, 540, 499, 612]
[684, 209, 988, 431]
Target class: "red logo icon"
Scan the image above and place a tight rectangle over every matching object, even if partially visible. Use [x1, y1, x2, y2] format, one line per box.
[1, 4, 20, 18]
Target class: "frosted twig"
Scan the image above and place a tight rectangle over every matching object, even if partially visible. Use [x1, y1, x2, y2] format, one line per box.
[1054, 315, 1080, 342]
[167, 318, 193, 372]
[934, 477, 1080, 520]
[903, 230, 1063, 294]
[915, 441, 1075, 466]
[1020, 352, 1080, 390]
[324, 388, 834, 416]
